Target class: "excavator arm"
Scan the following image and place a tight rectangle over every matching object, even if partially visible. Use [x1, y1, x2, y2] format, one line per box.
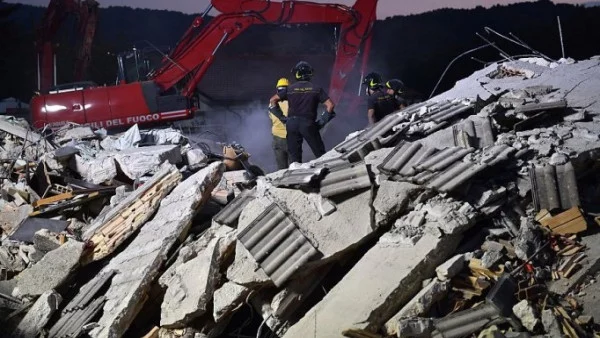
[152, 0, 377, 103]
[36, 0, 99, 93]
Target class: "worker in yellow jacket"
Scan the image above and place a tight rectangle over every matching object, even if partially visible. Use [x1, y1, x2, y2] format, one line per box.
[269, 78, 290, 169]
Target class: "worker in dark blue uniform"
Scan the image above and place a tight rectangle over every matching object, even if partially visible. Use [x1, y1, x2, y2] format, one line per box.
[269, 61, 335, 164]
[385, 78, 408, 109]
[363, 72, 399, 125]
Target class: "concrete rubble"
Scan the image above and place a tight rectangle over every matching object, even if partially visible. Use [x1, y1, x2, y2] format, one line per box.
[3, 56, 600, 338]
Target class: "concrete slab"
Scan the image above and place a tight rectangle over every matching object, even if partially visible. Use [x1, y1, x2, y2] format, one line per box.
[114, 145, 182, 180]
[12, 290, 62, 338]
[373, 180, 422, 228]
[213, 282, 250, 323]
[0, 204, 32, 235]
[435, 254, 466, 281]
[73, 154, 118, 184]
[85, 162, 224, 338]
[226, 198, 272, 287]
[283, 233, 462, 338]
[385, 279, 449, 336]
[160, 239, 220, 328]
[14, 240, 84, 298]
[159, 223, 236, 288]
[261, 181, 376, 262]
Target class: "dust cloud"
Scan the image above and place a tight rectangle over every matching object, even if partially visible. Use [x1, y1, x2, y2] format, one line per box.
[182, 98, 369, 174]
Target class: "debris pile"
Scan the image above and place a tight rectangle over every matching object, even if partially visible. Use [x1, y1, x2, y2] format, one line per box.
[2, 56, 600, 338]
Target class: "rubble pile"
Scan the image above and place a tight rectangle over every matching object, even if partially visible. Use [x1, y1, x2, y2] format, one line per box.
[2, 56, 600, 338]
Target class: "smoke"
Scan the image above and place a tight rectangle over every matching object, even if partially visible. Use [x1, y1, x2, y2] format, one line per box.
[181, 98, 370, 174]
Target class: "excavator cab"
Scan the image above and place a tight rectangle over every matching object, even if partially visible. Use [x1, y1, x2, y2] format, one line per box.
[117, 45, 169, 84]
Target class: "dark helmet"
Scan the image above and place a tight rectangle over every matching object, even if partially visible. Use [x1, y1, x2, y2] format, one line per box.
[363, 72, 383, 90]
[386, 79, 405, 94]
[292, 61, 313, 81]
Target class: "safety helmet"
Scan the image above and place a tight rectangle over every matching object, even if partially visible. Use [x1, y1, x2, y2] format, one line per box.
[276, 77, 289, 89]
[363, 72, 383, 90]
[292, 61, 313, 81]
[386, 79, 405, 94]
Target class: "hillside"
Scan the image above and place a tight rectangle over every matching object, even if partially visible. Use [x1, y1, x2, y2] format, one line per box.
[1, 0, 600, 103]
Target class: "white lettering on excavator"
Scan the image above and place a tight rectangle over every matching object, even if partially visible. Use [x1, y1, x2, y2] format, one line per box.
[126, 114, 160, 124]
[45, 114, 161, 130]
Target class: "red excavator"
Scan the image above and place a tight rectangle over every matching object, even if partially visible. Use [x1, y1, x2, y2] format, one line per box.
[35, 0, 99, 94]
[30, 0, 378, 130]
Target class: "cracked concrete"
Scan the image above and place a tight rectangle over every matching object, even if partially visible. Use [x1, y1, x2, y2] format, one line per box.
[85, 162, 224, 338]
[283, 233, 462, 338]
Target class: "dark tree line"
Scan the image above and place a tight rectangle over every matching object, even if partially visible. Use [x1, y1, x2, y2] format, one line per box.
[0, 0, 599, 103]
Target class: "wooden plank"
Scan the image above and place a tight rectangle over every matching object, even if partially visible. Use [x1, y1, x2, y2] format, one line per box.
[540, 207, 587, 235]
[141, 326, 159, 338]
[31, 192, 73, 208]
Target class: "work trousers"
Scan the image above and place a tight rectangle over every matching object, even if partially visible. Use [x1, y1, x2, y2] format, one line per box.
[286, 116, 326, 164]
[272, 135, 289, 170]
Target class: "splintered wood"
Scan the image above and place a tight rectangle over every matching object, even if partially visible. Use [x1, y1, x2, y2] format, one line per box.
[82, 165, 181, 263]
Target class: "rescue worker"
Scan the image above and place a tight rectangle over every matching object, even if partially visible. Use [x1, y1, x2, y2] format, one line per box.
[363, 72, 399, 125]
[385, 78, 408, 109]
[269, 77, 290, 170]
[269, 61, 335, 164]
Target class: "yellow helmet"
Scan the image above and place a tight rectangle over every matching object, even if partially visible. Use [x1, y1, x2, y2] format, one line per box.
[276, 77, 290, 88]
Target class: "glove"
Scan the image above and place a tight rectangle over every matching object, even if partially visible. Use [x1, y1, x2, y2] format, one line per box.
[269, 104, 287, 124]
[317, 110, 336, 129]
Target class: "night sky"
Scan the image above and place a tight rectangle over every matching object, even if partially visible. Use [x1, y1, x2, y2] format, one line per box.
[7, 0, 588, 18]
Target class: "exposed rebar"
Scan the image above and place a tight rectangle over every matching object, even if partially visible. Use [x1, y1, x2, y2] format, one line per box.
[429, 43, 493, 99]
[557, 16, 566, 59]
[484, 26, 554, 62]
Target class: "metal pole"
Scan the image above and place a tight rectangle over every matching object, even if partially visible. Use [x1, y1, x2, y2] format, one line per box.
[557, 16, 566, 59]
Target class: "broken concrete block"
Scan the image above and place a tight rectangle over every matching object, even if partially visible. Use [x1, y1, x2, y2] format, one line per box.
[114, 145, 182, 180]
[283, 234, 462, 338]
[213, 282, 250, 323]
[0, 204, 33, 235]
[12, 290, 62, 338]
[160, 239, 220, 328]
[513, 300, 539, 332]
[396, 317, 433, 338]
[435, 254, 465, 281]
[542, 309, 564, 337]
[55, 126, 97, 144]
[226, 239, 271, 287]
[514, 219, 543, 261]
[372, 180, 422, 228]
[385, 279, 449, 335]
[225, 198, 272, 287]
[14, 240, 84, 298]
[549, 152, 569, 165]
[260, 179, 378, 262]
[33, 229, 61, 253]
[73, 154, 118, 185]
[481, 250, 504, 269]
[185, 148, 208, 170]
[84, 162, 224, 338]
[159, 223, 236, 288]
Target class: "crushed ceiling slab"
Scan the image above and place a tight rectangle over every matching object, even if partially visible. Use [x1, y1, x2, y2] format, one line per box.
[82, 164, 182, 263]
[76, 162, 224, 338]
[283, 234, 462, 338]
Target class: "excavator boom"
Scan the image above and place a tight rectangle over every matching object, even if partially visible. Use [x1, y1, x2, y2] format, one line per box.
[36, 0, 99, 93]
[152, 0, 377, 103]
[31, 0, 377, 130]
